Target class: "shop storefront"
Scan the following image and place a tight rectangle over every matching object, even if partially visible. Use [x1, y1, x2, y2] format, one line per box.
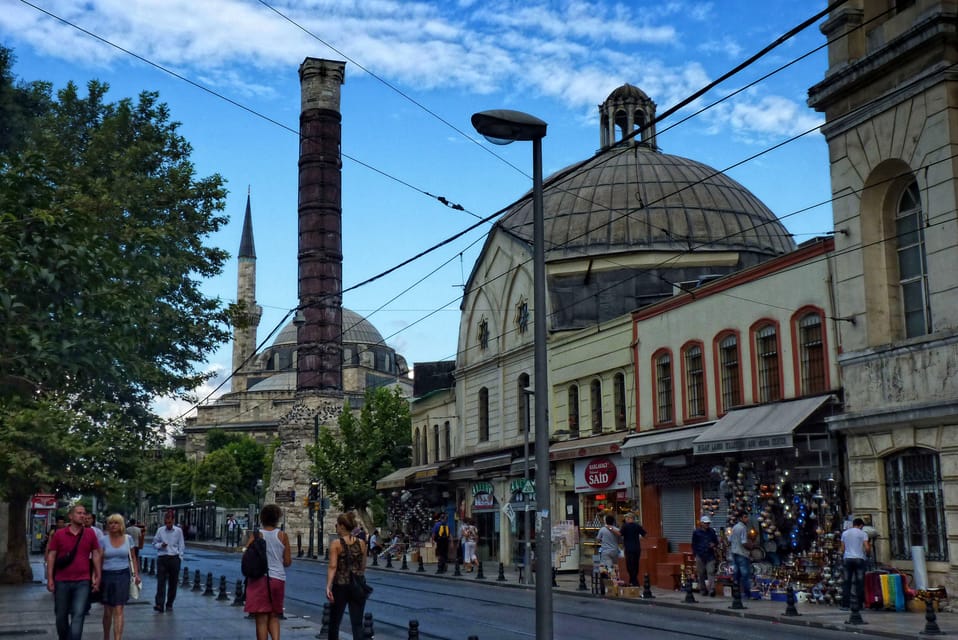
[471, 481, 500, 562]
[573, 454, 635, 561]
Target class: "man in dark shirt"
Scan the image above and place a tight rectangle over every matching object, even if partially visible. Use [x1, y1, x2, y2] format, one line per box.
[619, 513, 647, 587]
[692, 515, 720, 596]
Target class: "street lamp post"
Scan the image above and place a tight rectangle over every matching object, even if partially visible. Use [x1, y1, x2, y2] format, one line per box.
[308, 481, 318, 558]
[523, 387, 534, 585]
[472, 109, 550, 640]
[169, 482, 178, 507]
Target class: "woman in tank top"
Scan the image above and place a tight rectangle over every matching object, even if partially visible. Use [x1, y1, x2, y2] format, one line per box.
[244, 503, 292, 640]
[100, 513, 141, 640]
[325, 511, 367, 640]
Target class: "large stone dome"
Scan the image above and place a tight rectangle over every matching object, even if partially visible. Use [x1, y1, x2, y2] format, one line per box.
[499, 143, 795, 261]
[271, 307, 385, 347]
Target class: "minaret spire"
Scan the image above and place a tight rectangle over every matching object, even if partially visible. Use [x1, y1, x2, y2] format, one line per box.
[231, 189, 262, 392]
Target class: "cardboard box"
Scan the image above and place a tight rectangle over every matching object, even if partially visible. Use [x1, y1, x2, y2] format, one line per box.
[619, 586, 642, 598]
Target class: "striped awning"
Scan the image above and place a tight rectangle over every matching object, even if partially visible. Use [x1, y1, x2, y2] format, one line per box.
[472, 481, 494, 496]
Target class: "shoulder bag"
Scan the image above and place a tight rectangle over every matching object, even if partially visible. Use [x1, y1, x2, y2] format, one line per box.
[340, 536, 373, 601]
[128, 536, 140, 600]
[52, 527, 85, 574]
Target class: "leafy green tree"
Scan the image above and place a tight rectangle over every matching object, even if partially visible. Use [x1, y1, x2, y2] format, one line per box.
[0, 48, 230, 583]
[193, 448, 243, 504]
[311, 386, 412, 523]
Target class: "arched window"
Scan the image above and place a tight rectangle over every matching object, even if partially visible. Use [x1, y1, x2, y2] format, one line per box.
[753, 322, 781, 403]
[653, 350, 673, 425]
[517, 373, 530, 435]
[443, 421, 451, 459]
[682, 343, 706, 419]
[885, 448, 947, 561]
[716, 332, 742, 413]
[590, 379, 603, 434]
[413, 428, 421, 466]
[420, 429, 428, 465]
[478, 387, 489, 442]
[568, 385, 579, 438]
[613, 373, 627, 431]
[796, 310, 827, 395]
[433, 424, 440, 462]
[896, 181, 932, 337]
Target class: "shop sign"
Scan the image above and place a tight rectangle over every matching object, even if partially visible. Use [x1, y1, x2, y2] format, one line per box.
[31, 493, 57, 510]
[693, 434, 791, 455]
[473, 492, 497, 511]
[573, 454, 631, 493]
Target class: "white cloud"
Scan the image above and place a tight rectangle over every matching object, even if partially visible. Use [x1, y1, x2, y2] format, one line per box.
[698, 39, 744, 59]
[151, 362, 228, 422]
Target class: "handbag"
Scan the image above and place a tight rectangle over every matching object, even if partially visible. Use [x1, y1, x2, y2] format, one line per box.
[128, 548, 140, 600]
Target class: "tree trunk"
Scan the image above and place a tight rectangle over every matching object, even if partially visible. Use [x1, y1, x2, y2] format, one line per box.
[1, 493, 33, 584]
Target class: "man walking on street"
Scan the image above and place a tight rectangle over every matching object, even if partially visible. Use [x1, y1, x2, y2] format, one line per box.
[46, 504, 102, 640]
[619, 513, 647, 587]
[692, 515, 719, 596]
[431, 513, 450, 572]
[840, 517, 871, 612]
[729, 511, 753, 599]
[152, 509, 185, 613]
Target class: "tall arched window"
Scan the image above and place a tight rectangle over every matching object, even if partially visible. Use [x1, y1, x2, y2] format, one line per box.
[517, 373, 530, 436]
[885, 448, 947, 561]
[897, 181, 932, 337]
[433, 424, 440, 462]
[753, 322, 781, 403]
[478, 387, 489, 442]
[653, 350, 673, 425]
[568, 385, 580, 438]
[420, 429, 428, 465]
[682, 342, 706, 420]
[613, 373, 627, 431]
[443, 421, 451, 459]
[716, 332, 742, 413]
[796, 310, 827, 395]
[590, 379, 603, 434]
[413, 427, 421, 465]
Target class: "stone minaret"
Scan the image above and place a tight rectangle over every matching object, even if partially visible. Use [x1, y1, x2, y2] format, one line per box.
[231, 191, 262, 392]
[297, 58, 346, 393]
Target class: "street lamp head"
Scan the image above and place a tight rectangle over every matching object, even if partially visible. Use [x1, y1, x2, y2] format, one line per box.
[472, 109, 547, 144]
[292, 308, 307, 327]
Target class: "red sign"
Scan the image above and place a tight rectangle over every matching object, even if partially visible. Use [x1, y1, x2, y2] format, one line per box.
[584, 458, 617, 489]
[31, 494, 57, 510]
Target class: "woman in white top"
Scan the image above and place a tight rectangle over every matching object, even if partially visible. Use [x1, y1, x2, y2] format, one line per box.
[100, 513, 141, 640]
[243, 504, 292, 640]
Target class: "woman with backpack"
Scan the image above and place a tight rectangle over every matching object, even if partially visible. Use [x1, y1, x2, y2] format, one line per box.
[325, 512, 368, 640]
[244, 504, 292, 640]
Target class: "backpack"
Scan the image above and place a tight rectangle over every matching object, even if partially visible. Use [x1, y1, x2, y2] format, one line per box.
[241, 535, 269, 579]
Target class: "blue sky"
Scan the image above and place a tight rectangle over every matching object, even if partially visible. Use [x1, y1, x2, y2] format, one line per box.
[2, 0, 832, 419]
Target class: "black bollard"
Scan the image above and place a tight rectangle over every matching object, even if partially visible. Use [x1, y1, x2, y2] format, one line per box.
[148, 558, 156, 576]
[684, 575, 697, 603]
[783, 585, 801, 616]
[921, 598, 944, 635]
[417, 555, 425, 573]
[216, 575, 229, 601]
[454, 560, 461, 577]
[497, 562, 506, 582]
[578, 569, 588, 591]
[192, 569, 202, 592]
[385, 553, 393, 569]
[408, 619, 420, 639]
[642, 573, 655, 599]
[468, 637, 479, 640]
[231, 579, 244, 606]
[552, 567, 558, 588]
[846, 589, 866, 625]
[400, 552, 408, 570]
[203, 572, 215, 596]
[297, 533, 303, 558]
[362, 612, 374, 638]
[181, 566, 190, 588]
[325, 545, 329, 561]
[476, 561, 485, 580]
[317, 601, 330, 639]
[730, 579, 746, 610]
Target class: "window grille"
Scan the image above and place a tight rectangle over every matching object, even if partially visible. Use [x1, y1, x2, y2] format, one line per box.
[885, 448, 947, 561]
[590, 379, 602, 434]
[567, 385, 579, 438]
[655, 353, 673, 423]
[718, 334, 741, 412]
[755, 325, 781, 402]
[799, 313, 826, 394]
[896, 181, 931, 338]
[613, 373, 627, 431]
[684, 345, 705, 418]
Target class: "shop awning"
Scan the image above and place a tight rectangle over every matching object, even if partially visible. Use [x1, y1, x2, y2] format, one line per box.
[448, 466, 477, 481]
[692, 395, 835, 455]
[620, 424, 714, 459]
[473, 452, 513, 471]
[375, 462, 445, 490]
[549, 432, 625, 462]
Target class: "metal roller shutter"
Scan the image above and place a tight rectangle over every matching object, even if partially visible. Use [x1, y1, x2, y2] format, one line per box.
[660, 485, 694, 552]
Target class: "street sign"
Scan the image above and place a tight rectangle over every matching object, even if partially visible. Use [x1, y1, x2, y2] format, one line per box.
[274, 489, 296, 503]
[522, 480, 535, 494]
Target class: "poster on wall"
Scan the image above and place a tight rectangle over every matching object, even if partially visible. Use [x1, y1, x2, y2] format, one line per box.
[573, 455, 632, 493]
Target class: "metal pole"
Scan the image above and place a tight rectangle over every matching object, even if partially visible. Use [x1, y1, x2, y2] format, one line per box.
[523, 389, 532, 584]
[531, 135, 552, 639]
[308, 500, 315, 558]
[318, 485, 325, 556]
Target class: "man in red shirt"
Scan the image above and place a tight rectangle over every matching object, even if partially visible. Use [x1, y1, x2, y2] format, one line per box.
[45, 504, 102, 640]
